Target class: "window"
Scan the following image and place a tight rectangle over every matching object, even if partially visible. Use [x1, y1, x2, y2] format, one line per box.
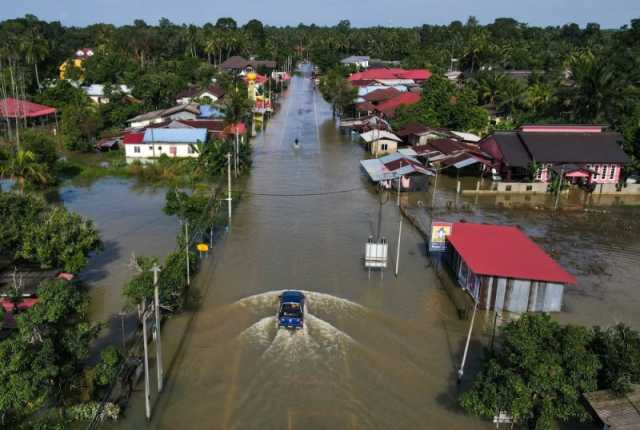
[526, 185, 533, 191]
[602, 165, 608, 179]
[158, 146, 162, 151]
[610, 165, 616, 179]
[188, 146, 195, 154]
[134, 146, 141, 153]
[505, 185, 512, 191]
[381, 143, 388, 151]
[149, 146, 153, 150]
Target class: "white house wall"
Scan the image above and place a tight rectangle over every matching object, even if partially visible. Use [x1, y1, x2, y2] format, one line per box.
[125, 143, 199, 159]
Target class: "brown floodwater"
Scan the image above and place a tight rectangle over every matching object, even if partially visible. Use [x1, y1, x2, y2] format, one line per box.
[60, 179, 179, 346]
[106, 65, 640, 430]
[109, 65, 492, 429]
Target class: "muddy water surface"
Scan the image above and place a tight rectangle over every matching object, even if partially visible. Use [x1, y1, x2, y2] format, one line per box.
[112, 66, 490, 429]
[108, 65, 639, 430]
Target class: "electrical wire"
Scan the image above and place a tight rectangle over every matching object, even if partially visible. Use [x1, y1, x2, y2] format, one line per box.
[238, 186, 367, 197]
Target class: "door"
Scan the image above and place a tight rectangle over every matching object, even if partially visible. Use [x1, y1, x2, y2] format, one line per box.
[170, 146, 177, 157]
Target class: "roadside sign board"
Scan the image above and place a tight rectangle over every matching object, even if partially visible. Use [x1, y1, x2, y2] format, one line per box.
[429, 221, 453, 252]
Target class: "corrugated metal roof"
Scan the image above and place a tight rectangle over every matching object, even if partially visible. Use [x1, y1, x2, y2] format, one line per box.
[360, 130, 402, 143]
[448, 223, 576, 284]
[143, 128, 207, 143]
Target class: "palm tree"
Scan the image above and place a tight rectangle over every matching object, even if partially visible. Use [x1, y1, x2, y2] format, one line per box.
[0, 150, 51, 193]
[21, 30, 48, 91]
[474, 71, 506, 105]
[567, 51, 619, 123]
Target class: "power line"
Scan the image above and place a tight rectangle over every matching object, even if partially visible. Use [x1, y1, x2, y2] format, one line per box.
[239, 186, 366, 197]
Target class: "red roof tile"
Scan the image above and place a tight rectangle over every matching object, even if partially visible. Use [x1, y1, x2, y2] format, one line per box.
[376, 92, 421, 117]
[363, 87, 401, 103]
[349, 68, 432, 84]
[447, 223, 576, 284]
[123, 133, 144, 144]
[0, 98, 56, 118]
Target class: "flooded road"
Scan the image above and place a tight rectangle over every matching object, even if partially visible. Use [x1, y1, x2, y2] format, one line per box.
[114, 66, 490, 429]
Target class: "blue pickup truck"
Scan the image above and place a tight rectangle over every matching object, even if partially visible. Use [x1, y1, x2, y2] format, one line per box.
[277, 291, 305, 330]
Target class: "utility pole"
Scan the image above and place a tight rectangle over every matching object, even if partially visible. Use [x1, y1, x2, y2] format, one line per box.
[458, 297, 479, 383]
[431, 164, 440, 208]
[397, 173, 401, 206]
[141, 300, 151, 421]
[395, 211, 403, 277]
[227, 152, 232, 223]
[184, 221, 190, 286]
[151, 264, 164, 392]
[554, 167, 564, 210]
[234, 130, 239, 177]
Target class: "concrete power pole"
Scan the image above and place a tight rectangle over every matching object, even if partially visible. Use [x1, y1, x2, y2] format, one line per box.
[184, 221, 190, 286]
[458, 297, 479, 382]
[141, 300, 151, 421]
[227, 152, 232, 223]
[151, 264, 164, 392]
[395, 212, 403, 277]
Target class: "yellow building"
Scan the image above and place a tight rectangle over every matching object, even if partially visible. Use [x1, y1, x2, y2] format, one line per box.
[59, 58, 84, 80]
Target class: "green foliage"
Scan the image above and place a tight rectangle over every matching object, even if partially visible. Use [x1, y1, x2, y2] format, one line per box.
[319, 66, 357, 116]
[122, 247, 196, 311]
[0, 280, 99, 426]
[18, 206, 102, 273]
[223, 81, 252, 124]
[93, 346, 123, 387]
[198, 139, 252, 177]
[393, 75, 488, 133]
[34, 80, 89, 110]
[462, 316, 640, 429]
[0, 150, 52, 192]
[0, 192, 102, 272]
[460, 314, 600, 429]
[131, 71, 185, 110]
[66, 401, 119, 421]
[21, 129, 58, 168]
[61, 104, 102, 151]
[590, 324, 640, 395]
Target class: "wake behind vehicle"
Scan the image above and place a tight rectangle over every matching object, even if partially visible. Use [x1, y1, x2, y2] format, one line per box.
[277, 291, 305, 330]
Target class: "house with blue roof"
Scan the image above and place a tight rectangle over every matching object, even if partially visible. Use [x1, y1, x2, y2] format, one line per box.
[125, 128, 208, 160]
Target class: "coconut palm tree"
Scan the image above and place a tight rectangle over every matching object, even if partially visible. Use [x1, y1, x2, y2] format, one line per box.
[567, 50, 620, 123]
[0, 150, 51, 193]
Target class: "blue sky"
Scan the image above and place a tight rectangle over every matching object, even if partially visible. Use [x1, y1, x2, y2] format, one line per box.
[2, 0, 639, 28]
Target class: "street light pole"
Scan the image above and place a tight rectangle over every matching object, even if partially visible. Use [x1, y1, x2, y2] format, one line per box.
[151, 264, 164, 392]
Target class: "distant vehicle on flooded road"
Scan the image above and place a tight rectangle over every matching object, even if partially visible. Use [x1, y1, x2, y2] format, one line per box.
[277, 291, 305, 330]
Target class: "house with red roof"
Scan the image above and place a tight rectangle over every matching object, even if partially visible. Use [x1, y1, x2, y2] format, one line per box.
[443, 222, 576, 313]
[348, 68, 432, 85]
[375, 92, 421, 118]
[0, 98, 57, 119]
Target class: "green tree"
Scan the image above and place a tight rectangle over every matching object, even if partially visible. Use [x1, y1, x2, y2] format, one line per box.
[0, 150, 51, 193]
[590, 324, 640, 394]
[0, 280, 99, 427]
[18, 206, 102, 273]
[21, 129, 58, 168]
[460, 314, 600, 430]
[393, 75, 488, 133]
[60, 104, 101, 151]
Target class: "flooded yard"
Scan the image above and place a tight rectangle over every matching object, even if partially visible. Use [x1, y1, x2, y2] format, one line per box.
[60, 178, 179, 341]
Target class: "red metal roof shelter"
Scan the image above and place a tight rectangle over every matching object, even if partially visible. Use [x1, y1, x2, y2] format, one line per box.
[0, 98, 57, 118]
[447, 223, 576, 284]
